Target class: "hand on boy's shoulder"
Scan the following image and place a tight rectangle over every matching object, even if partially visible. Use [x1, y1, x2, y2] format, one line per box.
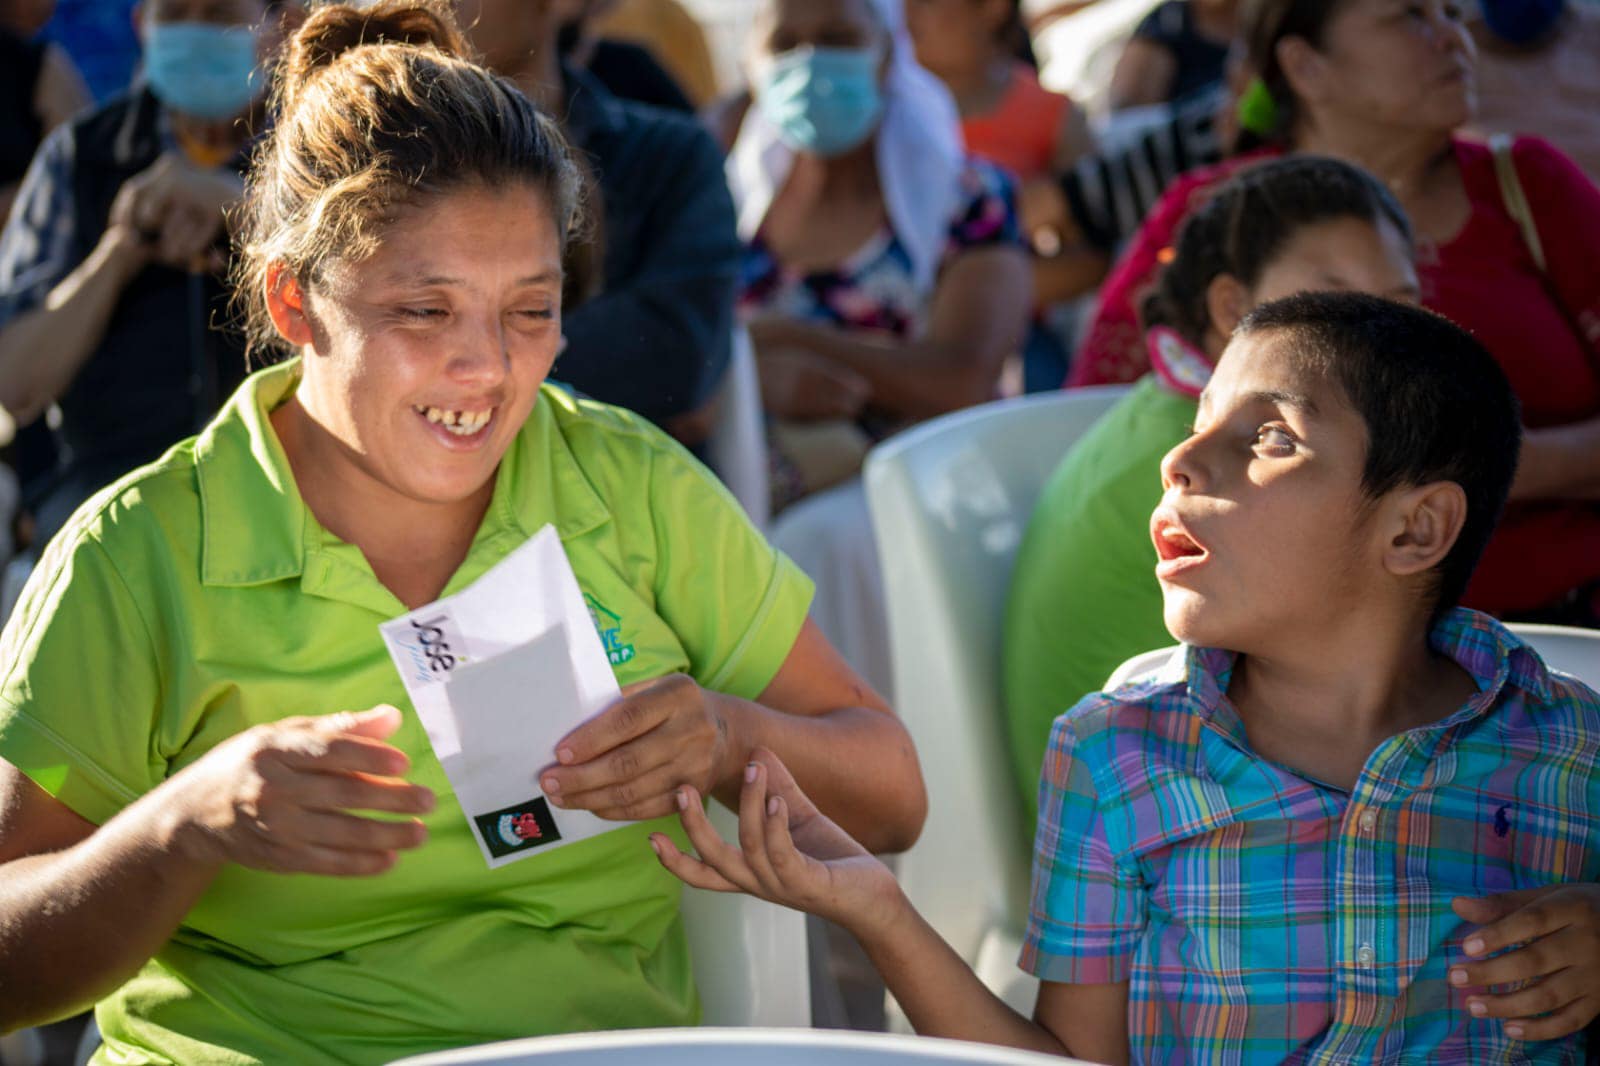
[1448, 885, 1600, 1042]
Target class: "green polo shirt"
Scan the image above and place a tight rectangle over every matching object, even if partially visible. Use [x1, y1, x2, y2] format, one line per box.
[1000, 374, 1196, 823]
[0, 360, 813, 1065]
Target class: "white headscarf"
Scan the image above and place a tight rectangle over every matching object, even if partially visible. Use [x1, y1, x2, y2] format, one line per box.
[728, 0, 966, 295]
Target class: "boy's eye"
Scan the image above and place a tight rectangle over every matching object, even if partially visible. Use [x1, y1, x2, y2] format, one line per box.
[513, 308, 555, 321]
[399, 307, 447, 320]
[1253, 425, 1297, 451]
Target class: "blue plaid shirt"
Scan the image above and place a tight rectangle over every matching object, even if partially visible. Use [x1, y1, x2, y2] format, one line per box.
[1021, 609, 1600, 1064]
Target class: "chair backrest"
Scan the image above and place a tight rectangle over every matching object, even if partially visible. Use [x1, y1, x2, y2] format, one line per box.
[1506, 623, 1600, 689]
[679, 802, 811, 1026]
[1107, 624, 1600, 695]
[707, 325, 771, 531]
[862, 387, 1131, 969]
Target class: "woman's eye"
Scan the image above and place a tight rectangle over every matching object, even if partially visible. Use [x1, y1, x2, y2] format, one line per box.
[513, 308, 555, 321]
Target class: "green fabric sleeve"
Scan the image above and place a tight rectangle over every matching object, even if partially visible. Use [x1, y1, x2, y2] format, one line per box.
[0, 531, 164, 825]
[646, 442, 814, 702]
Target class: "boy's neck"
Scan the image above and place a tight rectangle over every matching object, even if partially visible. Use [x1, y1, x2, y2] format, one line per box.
[1225, 612, 1478, 789]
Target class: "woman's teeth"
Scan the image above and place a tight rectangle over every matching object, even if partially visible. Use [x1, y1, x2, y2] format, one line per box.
[415, 405, 492, 436]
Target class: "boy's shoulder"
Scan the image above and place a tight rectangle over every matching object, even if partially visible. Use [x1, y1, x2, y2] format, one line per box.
[1048, 647, 1211, 769]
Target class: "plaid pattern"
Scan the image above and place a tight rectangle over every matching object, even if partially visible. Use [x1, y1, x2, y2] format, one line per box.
[1020, 609, 1600, 1064]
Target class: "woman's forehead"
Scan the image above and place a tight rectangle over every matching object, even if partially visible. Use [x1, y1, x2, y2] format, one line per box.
[762, 0, 882, 42]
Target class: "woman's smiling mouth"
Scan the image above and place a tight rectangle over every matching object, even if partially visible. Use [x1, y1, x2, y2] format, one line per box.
[414, 404, 495, 441]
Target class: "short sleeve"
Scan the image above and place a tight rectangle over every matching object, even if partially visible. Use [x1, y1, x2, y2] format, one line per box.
[647, 441, 814, 701]
[0, 528, 163, 825]
[1019, 706, 1147, 984]
[0, 123, 83, 325]
[943, 159, 1022, 260]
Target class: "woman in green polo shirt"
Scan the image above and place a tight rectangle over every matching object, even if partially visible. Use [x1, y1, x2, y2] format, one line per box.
[0, 2, 926, 1062]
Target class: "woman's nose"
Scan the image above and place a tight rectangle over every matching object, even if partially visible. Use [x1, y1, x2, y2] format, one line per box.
[448, 314, 511, 383]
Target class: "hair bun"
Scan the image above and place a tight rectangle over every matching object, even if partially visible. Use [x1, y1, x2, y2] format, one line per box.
[282, 0, 470, 104]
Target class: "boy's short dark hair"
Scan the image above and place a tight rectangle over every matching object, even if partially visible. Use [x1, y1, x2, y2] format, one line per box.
[1236, 292, 1521, 614]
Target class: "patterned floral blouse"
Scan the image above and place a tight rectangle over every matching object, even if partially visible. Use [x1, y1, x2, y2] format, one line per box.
[738, 158, 1021, 338]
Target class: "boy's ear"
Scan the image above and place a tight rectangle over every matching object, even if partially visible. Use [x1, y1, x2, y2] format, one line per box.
[1380, 480, 1468, 580]
[264, 264, 314, 348]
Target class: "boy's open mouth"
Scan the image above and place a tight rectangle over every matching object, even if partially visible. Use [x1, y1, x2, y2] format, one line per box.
[1152, 510, 1209, 574]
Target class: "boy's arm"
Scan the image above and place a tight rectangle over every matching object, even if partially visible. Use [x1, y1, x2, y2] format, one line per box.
[652, 749, 1130, 1061]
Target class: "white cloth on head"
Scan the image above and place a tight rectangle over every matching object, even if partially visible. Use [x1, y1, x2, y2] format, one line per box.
[728, 0, 965, 295]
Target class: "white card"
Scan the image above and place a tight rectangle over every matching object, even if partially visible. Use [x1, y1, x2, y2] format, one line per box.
[378, 525, 629, 868]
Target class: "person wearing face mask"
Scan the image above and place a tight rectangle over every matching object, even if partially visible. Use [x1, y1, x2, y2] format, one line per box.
[0, 0, 302, 554]
[735, 0, 1031, 490]
[728, 0, 1031, 700]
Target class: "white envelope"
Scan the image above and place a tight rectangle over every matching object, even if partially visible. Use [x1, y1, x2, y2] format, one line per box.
[378, 525, 629, 868]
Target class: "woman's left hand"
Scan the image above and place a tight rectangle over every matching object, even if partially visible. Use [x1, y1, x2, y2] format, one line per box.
[539, 674, 737, 821]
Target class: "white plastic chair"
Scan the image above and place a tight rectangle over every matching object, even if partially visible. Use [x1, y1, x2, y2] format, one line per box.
[1105, 624, 1600, 695]
[390, 1026, 1091, 1065]
[706, 326, 771, 531]
[862, 387, 1132, 1028]
[1504, 624, 1600, 687]
[680, 802, 811, 1026]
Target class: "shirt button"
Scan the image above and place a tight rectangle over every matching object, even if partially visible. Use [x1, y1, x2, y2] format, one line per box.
[1356, 944, 1376, 968]
[1359, 810, 1377, 832]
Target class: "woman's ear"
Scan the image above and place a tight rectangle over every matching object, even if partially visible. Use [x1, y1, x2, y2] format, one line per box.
[264, 263, 313, 348]
[1380, 480, 1469, 580]
[1275, 34, 1328, 107]
[1203, 273, 1252, 341]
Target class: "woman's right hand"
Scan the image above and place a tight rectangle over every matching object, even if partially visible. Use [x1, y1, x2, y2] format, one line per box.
[650, 748, 906, 939]
[166, 705, 434, 877]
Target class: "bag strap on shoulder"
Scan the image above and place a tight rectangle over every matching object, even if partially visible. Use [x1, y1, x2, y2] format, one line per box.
[1489, 132, 1547, 273]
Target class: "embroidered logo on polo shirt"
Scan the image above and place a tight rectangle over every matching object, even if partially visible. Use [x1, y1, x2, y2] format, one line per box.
[584, 593, 636, 666]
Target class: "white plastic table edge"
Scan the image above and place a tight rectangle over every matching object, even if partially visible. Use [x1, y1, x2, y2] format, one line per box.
[393, 1027, 1096, 1065]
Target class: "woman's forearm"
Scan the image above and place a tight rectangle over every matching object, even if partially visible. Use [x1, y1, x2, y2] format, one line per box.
[712, 697, 926, 854]
[0, 228, 146, 426]
[0, 786, 220, 1031]
[753, 320, 999, 423]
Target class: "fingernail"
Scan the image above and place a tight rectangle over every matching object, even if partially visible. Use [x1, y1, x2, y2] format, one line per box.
[1450, 968, 1468, 986]
[745, 762, 758, 783]
[648, 835, 664, 858]
[767, 796, 779, 816]
[556, 747, 575, 765]
[1506, 1025, 1524, 1039]
[542, 776, 561, 795]
[418, 788, 436, 812]
[1469, 1000, 1487, 1017]
[676, 788, 688, 811]
[1464, 937, 1485, 956]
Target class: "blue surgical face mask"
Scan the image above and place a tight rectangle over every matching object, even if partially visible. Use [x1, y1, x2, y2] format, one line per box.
[755, 44, 884, 158]
[144, 21, 262, 121]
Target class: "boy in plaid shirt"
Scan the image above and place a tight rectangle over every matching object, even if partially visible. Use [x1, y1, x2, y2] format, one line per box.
[656, 293, 1600, 1064]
